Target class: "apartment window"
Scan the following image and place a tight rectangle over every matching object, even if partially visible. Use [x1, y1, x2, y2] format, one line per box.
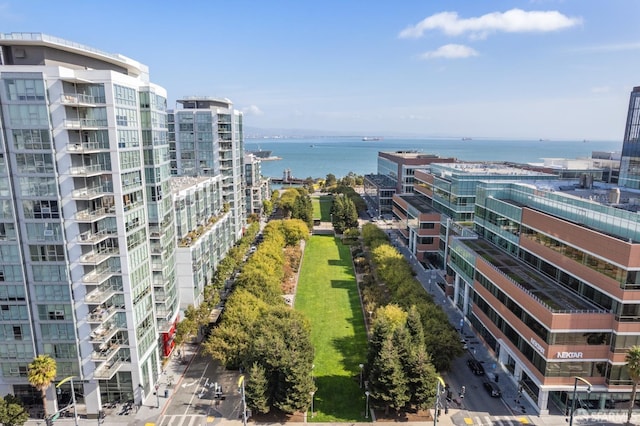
[29, 245, 65, 262]
[113, 85, 137, 107]
[12, 129, 51, 150]
[8, 104, 49, 126]
[23, 199, 60, 219]
[115, 107, 138, 127]
[19, 176, 57, 197]
[5, 78, 45, 101]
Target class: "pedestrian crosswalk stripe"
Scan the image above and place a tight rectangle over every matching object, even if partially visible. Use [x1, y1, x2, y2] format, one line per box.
[462, 415, 531, 425]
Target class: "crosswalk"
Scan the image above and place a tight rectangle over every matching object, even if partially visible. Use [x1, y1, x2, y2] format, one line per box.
[462, 415, 532, 425]
[155, 414, 212, 426]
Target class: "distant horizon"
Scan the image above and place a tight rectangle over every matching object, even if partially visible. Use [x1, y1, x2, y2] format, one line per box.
[244, 127, 623, 144]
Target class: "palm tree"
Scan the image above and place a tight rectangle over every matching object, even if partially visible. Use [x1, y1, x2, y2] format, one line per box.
[625, 345, 640, 425]
[27, 355, 57, 419]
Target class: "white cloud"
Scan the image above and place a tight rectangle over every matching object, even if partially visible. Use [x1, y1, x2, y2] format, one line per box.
[399, 8, 581, 40]
[242, 105, 264, 116]
[420, 44, 479, 60]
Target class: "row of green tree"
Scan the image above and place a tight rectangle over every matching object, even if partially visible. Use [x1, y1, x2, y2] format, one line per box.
[324, 172, 364, 189]
[361, 224, 463, 372]
[272, 188, 314, 229]
[367, 304, 439, 415]
[330, 194, 358, 234]
[203, 219, 315, 414]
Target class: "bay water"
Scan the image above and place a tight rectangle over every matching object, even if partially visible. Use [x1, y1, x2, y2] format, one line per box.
[246, 137, 622, 180]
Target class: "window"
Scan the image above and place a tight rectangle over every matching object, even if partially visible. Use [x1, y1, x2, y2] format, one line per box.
[5, 79, 45, 101]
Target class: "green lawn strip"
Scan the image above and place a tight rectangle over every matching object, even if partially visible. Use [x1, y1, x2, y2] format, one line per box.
[312, 196, 322, 220]
[296, 235, 368, 422]
[318, 195, 332, 221]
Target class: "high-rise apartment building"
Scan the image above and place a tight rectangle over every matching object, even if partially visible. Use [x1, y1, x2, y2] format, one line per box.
[168, 97, 245, 238]
[0, 33, 177, 416]
[620, 86, 640, 189]
[244, 153, 269, 216]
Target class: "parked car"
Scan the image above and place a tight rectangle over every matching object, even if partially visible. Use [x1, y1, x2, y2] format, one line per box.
[483, 381, 502, 397]
[467, 359, 485, 375]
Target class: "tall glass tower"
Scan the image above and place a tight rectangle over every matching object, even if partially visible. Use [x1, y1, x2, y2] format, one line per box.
[619, 86, 640, 189]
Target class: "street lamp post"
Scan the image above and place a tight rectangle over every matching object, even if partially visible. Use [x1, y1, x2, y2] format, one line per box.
[238, 376, 247, 426]
[155, 383, 159, 408]
[433, 376, 445, 426]
[359, 364, 364, 388]
[568, 376, 592, 426]
[364, 391, 370, 419]
[56, 376, 79, 426]
[310, 391, 315, 418]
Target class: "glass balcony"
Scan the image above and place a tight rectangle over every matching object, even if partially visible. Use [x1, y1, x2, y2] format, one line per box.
[75, 207, 115, 222]
[91, 343, 120, 362]
[69, 163, 111, 176]
[71, 186, 113, 200]
[63, 118, 108, 129]
[85, 285, 118, 304]
[61, 93, 106, 106]
[87, 305, 117, 324]
[93, 358, 124, 380]
[82, 267, 121, 286]
[79, 247, 119, 265]
[67, 141, 110, 153]
[77, 229, 116, 244]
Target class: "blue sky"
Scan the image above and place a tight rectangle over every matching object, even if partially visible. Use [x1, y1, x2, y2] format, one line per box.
[1, 0, 639, 140]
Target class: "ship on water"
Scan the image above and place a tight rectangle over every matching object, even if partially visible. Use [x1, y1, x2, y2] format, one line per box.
[362, 136, 382, 141]
[247, 149, 273, 159]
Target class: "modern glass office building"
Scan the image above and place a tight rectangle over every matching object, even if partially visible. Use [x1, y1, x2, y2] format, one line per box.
[620, 86, 640, 189]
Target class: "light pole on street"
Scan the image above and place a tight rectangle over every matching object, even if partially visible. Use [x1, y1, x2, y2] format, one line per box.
[359, 364, 364, 388]
[364, 391, 370, 418]
[310, 391, 315, 417]
[56, 376, 79, 426]
[433, 376, 445, 426]
[568, 376, 592, 426]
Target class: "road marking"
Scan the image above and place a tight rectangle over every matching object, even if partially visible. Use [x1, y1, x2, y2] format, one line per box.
[182, 380, 198, 388]
[184, 362, 209, 415]
[464, 417, 473, 424]
[518, 417, 529, 424]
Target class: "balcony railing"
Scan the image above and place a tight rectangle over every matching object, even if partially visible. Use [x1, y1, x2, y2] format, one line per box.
[71, 186, 112, 200]
[77, 229, 117, 244]
[93, 358, 124, 379]
[91, 344, 120, 362]
[85, 285, 119, 303]
[64, 118, 109, 129]
[79, 247, 119, 265]
[61, 93, 106, 105]
[67, 141, 110, 152]
[87, 305, 117, 324]
[75, 206, 115, 222]
[69, 163, 111, 176]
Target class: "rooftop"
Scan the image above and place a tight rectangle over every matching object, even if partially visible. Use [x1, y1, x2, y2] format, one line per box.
[460, 238, 606, 313]
[364, 173, 396, 188]
[396, 193, 437, 214]
[170, 176, 217, 193]
[435, 162, 554, 177]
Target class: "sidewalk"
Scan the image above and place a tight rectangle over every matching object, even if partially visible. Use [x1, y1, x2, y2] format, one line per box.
[391, 234, 539, 415]
[25, 342, 200, 426]
[391, 231, 640, 426]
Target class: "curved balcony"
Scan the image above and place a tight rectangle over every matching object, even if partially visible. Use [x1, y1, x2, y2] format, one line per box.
[63, 118, 108, 129]
[91, 343, 120, 362]
[77, 229, 116, 244]
[69, 163, 111, 177]
[93, 358, 124, 380]
[83, 266, 120, 285]
[71, 186, 112, 200]
[79, 247, 119, 265]
[67, 141, 110, 153]
[75, 207, 115, 222]
[87, 305, 117, 324]
[61, 93, 105, 106]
